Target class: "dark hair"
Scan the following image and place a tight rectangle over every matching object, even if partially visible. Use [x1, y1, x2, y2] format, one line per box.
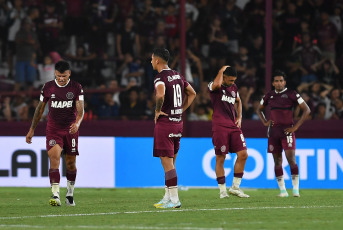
[272, 69, 287, 81]
[55, 60, 70, 73]
[223, 66, 237, 77]
[153, 48, 170, 62]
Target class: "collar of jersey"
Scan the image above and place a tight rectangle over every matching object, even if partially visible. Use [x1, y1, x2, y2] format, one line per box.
[55, 79, 70, 87]
[275, 87, 287, 94]
[161, 68, 171, 72]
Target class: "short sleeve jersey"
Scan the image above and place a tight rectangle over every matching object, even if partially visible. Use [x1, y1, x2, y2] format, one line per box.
[40, 79, 84, 129]
[154, 69, 189, 122]
[260, 88, 304, 126]
[208, 82, 239, 129]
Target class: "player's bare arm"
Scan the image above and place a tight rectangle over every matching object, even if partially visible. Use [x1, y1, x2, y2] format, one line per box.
[154, 84, 167, 124]
[182, 84, 196, 112]
[235, 96, 243, 128]
[69, 100, 84, 134]
[284, 101, 311, 134]
[26, 101, 46, 144]
[212, 65, 230, 91]
[256, 104, 274, 127]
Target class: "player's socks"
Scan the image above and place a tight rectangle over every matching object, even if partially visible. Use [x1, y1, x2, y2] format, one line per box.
[66, 170, 77, 197]
[291, 165, 300, 197]
[49, 169, 60, 197]
[217, 176, 228, 198]
[165, 169, 179, 203]
[232, 173, 243, 189]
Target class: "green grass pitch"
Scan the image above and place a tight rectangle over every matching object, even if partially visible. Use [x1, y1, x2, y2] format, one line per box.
[0, 187, 342, 230]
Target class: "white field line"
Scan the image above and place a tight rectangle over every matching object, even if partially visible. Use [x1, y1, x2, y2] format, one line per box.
[0, 205, 341, 221]
[0, 225, 225, 230]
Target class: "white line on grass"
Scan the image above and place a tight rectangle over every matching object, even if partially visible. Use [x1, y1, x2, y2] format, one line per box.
[0, 205, 341, 221]
[0, 225, 224, 230]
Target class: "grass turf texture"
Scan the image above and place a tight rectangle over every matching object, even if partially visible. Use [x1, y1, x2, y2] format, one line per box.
[0, 188, 342, 230]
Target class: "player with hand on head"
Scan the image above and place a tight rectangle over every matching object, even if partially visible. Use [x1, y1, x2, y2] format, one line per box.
[26, 60, 84, 206]
[208, 66, 250, 199]
[256, 70, 310, 197]
[152, 48, 196, 208]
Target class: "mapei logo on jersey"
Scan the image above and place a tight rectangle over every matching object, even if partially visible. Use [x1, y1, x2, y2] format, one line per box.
[51, 100, 73, 108]
[66, 92, 74, 99]
[221, 95, 235, 104]
[49, 139, 56, 147]
[167, 75, 181, 82]
[281, 94, 288, 98]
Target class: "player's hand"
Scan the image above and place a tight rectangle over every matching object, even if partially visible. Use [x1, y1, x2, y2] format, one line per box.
[263, 120, 274, 127]
[154, 110, 168, 124]
[284, 126, 297, 135]
[219, 65, 230, 73]
[235, 117, 242, 128]
[69, 122, 80, 134]
[26, 128, 34, 144]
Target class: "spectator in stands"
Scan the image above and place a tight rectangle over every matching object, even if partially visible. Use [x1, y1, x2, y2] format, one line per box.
[120, 87, 146, 120]
[313, 103, 327, 120]
[116, 16, 140, 61]
[14, 18, 39, 91]
[333, 98, 343, 119]
[312, 58, 339, 85]
[7, 0, 26, 79]
[11, 93, 28, 121]
[0, 96, 13, 121]
[38, 1, 63, 54]
[97, 92, 119, 119]
[116, 53, 144, 88]
[35, 54, 54, 88]
[316, 10, 338, 60]
[0, 0, 11, 64]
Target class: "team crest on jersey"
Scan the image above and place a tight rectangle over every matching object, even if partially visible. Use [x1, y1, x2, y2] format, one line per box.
[49, 139, 56, 146]
[231, 91, 236, 97]
[269, 144, 274, 151]
[66, 92, 74, 99]
[281, 94, 288, 98]
[221, 145, 226, 152]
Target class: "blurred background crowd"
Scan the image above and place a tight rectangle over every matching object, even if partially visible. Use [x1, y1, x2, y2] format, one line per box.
[0, 0, 343, 122]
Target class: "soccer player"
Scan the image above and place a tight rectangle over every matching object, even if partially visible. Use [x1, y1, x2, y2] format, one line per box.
[26, 60, 84, 206]
[208, 66, 250, 199]
[152, 48, 196, 208]
[256, 70, 311, 197]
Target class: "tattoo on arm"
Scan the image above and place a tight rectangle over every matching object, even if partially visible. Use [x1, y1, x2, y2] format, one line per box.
[30, 101, 45, 130]
[155, 97, 164, 112]
[75, 100, 84, 124]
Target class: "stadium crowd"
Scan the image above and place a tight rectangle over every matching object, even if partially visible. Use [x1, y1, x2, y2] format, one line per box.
[0, 0, 343, 121]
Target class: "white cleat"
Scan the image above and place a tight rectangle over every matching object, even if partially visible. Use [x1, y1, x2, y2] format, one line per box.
[153, 198, 170, 207]
[220, 191, 229, 199]
[293, 189, 300, 197]
[277, 190, 289, 197]
[65, 196, 76, 206]
[229, 187, 250, 198]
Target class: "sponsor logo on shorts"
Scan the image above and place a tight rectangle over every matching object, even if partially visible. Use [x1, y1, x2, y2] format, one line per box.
[71, 148, 76, 152]
[269, 144, 274, 151]
[66, 92, 74, 99]
[231, 91, 236, 97]
[221, 145, 226, 152]
[243, 142, 246, 147]
[169, 117, 182, 122]
[169, 133, 182, 138]
[288, 143, 293, 147]
[49, 139, 56, 147]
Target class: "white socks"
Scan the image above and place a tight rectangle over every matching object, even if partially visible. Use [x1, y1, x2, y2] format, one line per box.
[67, 180, 75, 197]
[169, 186, 179, 203]
[292, 175, 299, 190]
[219, 183, 227, 193]
[276, 176, 286, 191]
[51, 183, 60, 197]
[232, 177, 242, 189]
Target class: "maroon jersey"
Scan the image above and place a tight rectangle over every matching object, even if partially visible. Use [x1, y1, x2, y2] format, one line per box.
[261, 88, 304, 126]
[154, 69, 189, 122]
[40, 79, 84, 129]
[208, 82, 239, 129]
